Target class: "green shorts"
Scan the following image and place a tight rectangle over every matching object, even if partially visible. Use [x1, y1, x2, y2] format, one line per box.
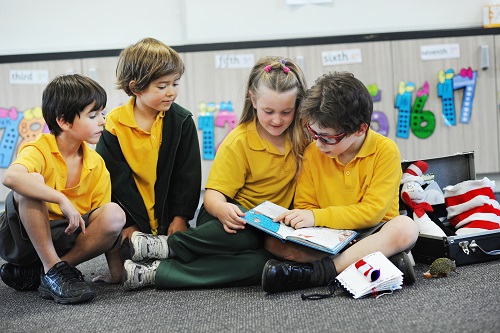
[0, 191, 95, 266]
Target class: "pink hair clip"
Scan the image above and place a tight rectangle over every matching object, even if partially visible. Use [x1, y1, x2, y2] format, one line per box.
[264, 65, 272, 73]
[283, 66, 290, 74]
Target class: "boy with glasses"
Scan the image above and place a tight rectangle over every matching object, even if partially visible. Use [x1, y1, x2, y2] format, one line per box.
[261, 71, 419, 297]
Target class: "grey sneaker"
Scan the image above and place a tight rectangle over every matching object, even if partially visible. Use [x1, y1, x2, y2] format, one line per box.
[123, 259, 161, 291]
[130, 231, 169, 262]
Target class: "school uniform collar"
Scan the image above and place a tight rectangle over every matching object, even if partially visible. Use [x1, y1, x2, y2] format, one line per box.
[247, 120, 264, 150]
[116, 97, 137, 128]
[118, 97, 166, 129]
[46, 134, 98, 170]
[355, 129, 377, 158]
[247, 119, 291, 155]
[81, 141, 99, 170]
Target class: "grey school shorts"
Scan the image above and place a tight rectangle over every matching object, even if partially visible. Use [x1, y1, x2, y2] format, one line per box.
[0, 191, 95, 266]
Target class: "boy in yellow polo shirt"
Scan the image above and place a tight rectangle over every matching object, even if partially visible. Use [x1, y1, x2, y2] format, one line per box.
[0, 74, 125, 304]
[95, 37, 201, 246]
[261, 72, 419, 298]
[121, 56, 310, 290]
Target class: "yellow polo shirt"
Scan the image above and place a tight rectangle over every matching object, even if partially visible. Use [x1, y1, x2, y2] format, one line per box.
[104, 97, 164, 233]
[13, 133, 111, 221]
[205, 120, 296, 210]
[294, 130, 401, 230]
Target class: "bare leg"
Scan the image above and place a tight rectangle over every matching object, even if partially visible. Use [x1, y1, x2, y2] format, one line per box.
[98, 248, 123, 283]
[13, 192, 61, 273]
[264, 236, 326, 263]
[62, 202, 125, 281]
[332, 216, 418, 273]
[262, 216, 419, 293]
[122, 224, 140, 244]
[265, 215, 419, 273]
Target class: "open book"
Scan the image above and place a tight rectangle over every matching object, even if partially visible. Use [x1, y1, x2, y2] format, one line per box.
[335, 251, 403, 299]
[244, 201, 358, 255]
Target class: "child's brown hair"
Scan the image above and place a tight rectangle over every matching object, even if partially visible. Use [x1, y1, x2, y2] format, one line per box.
[116, 37, 185, 96]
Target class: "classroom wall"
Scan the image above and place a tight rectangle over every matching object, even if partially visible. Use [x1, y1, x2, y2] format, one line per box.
[0, 0, 492, 56]
[1, 0, 500, 202]
[2, 31, 499, 196]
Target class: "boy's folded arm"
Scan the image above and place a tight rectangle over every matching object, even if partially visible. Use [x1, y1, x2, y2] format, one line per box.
[3, 164, 66, 205]
[312, 196, 391, 230]
[311, 168, 398, 230]
[313, 143, 402, 230]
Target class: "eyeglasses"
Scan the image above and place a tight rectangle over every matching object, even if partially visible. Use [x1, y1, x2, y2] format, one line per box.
[305, 122, 347, 145]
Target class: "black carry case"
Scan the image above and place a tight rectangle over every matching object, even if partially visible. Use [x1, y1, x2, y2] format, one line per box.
[400, 152, 500, 266]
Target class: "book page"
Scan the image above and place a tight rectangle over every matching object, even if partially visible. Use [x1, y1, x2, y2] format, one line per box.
[336, 251, 403, 299]
[252, 201, 288, 219]
[250, 201, 357, 254]
[248, 201, 296, 238]
[275, 223, 296, 238]
[289, 227, 357, 250]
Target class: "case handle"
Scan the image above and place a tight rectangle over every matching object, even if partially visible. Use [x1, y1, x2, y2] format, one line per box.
[468, 240, 500, 256]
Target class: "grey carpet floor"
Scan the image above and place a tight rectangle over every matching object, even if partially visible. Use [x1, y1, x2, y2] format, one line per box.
[1, 255, 499, 333]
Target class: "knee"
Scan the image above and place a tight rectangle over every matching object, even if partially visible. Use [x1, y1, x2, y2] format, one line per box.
[14, 190, 43, 209]
[100, 202, 126, 231]
[392, 215, 419, 248]
[380, 216, 419, 251]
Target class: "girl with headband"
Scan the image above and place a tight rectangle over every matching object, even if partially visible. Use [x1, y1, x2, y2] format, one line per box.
[122, 56, 310, 290]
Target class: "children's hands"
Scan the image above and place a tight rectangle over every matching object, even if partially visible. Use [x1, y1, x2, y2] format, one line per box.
[203, 190, 246, 234]
[59, 199, 86, 235]
[274, 209, 314, 229]
[216, 202, 246, 234]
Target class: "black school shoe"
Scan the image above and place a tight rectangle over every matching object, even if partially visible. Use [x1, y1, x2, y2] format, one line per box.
[389, 252, 416, 285]
[262, 259, 315, 293]
[262, 257, 337, 294]
[38, 261, 95, 304]
[0, 262, 43, 291]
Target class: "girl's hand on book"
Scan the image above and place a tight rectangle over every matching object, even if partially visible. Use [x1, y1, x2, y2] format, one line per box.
[216, 202, 247, 234]
[275, 209, 315, 229]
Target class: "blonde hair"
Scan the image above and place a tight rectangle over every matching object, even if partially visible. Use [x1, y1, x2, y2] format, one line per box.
[116, 37, 185, 96]
[240, 56, 309, 174]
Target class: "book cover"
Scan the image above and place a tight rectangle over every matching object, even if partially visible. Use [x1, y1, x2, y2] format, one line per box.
[244, 201, 358, 255]
[335, 251, 403, 299]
